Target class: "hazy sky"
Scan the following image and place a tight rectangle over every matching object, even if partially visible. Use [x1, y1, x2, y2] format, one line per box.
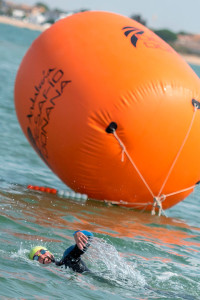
[11, 0, 200, 34]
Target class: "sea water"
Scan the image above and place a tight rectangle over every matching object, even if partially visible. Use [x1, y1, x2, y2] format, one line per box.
[0, 23, 200, 299]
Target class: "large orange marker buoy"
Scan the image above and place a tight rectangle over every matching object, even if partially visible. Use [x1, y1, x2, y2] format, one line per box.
[15, 11, 200, 213]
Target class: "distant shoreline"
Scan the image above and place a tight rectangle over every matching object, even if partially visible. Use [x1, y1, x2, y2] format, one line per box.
[180, 54, 200, 66]
[1, 15, 200, 67]
[0, 15, 46, 31]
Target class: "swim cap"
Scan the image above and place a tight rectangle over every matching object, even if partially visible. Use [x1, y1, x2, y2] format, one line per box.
[73, 230, 93, 237]
[29, 246, 48, 260]
[80, 230, 93, 238]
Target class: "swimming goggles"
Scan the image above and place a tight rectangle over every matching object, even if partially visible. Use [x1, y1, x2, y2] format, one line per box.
[33, 249, 47, 261]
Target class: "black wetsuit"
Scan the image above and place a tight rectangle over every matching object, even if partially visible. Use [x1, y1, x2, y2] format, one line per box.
[55, 230, 93, 273]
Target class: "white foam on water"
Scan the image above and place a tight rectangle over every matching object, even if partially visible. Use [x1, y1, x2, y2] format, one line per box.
[85, 237, 146, 288]
[11, 243, 31, 263]
[157, 271, 178, 281]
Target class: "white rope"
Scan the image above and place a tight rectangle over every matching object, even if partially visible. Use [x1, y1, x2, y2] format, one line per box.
[160, 184, 196, 198]
[104, 199, 152, 209]
[157, 105, 198, 197]
[112, 131, 126, 162]
[113, 131, 165, 215]
[110, 103, 198, 216]
[113, 131, 155, 199]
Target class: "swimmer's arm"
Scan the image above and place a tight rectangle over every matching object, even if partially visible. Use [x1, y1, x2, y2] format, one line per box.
[74, 231, 88, 250]
[73, 230, 93, 250]
[55, 230, 93, 266]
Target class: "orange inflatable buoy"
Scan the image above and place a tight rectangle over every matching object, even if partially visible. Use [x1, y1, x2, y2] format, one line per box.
[14, 11, 200, 212]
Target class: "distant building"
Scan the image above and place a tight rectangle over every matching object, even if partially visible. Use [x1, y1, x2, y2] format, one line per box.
[1, 1, 34, 17]
[28, 11, 46, 25]
[175, 34, 200, 55]
[0, 0, 11, 15]
[12, 8, 25, 19]
[0, 0, 75, 26]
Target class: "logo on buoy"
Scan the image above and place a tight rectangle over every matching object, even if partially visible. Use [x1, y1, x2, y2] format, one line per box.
[122, 25, 173, 52]
[122, 26, 144, 47]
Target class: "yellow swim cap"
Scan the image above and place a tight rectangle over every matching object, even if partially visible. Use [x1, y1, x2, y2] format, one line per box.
[29, 246, 48, 260]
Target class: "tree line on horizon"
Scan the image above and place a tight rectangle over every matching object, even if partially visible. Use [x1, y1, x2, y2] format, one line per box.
[35, 1, 192, 43]
[0, 0, 193, 45]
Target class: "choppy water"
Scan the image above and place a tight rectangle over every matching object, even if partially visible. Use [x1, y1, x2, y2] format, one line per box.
[0, 23, 200, 300]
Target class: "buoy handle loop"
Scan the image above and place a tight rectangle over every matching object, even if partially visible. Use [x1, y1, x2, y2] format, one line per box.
[192, 99, 200, 110]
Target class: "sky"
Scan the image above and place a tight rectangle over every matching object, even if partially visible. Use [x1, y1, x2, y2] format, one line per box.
[11, 0, 200, 34]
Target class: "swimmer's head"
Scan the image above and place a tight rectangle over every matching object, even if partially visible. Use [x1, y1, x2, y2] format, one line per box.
[29, 246, 55, 264]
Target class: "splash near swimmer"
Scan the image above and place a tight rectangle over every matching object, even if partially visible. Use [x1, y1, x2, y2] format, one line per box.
[14, 11, 200, 213]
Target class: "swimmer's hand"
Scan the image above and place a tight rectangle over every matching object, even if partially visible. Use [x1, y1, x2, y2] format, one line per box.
[74, 231, 88, 250]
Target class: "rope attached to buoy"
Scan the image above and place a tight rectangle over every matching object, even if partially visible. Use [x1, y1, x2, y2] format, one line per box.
[113, 131, 155, 199]
[106, 99, 200, 216]
[157, 102, 198, 198]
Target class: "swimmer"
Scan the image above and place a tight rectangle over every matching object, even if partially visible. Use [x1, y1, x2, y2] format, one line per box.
[29, 231, 198, 299]
[29, 230, 93, 273]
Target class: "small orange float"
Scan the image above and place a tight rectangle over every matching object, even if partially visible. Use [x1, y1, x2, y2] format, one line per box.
[15, 11, 200, 212]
